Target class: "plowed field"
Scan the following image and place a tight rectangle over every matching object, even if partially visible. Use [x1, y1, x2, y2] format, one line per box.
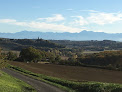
[9, 61, 122, 84]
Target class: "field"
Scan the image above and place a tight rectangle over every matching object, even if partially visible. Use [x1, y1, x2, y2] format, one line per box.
[83, 51, 102, 55]
[9, 61, 122, 84]
[0, 70, 36, 92]
[83, 50, 119, 55]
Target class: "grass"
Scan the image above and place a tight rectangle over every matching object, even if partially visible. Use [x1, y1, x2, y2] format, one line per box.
[8, 64, 122, 92]
[0, 70, 36, 92]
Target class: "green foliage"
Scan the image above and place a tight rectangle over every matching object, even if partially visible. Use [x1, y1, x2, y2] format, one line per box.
[56, 50, 122, 71]
[8, 65, 122, 92]
[0, 49, 6, 60]
[0, 60, 7, 69]
[0, 53, 7, 60]
[16, 39, 64, 48]
[0, 71, 36, 92]
[7, 51, 17, 61]
[78, 51, 122, 68]
[20, 47, 41, 62]
[19, 47, 62, 63]
[68, 57, 77, 62]
[0, 38, 64, 51]
[51, 40, 122, 51]
[55, 55, 61, 62]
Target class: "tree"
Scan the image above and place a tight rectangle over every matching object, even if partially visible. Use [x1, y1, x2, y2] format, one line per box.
[19, 47, 42, 62]
[55, 55, 61, 62]
[7, 51, 17, 61]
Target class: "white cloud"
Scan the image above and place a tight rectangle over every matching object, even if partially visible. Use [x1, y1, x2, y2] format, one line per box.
[1, 11, 122, 33]
[71, 16, 88, 26]
[94, 30, 104, 32]
[37, 14, 65, 22]
[71, 12, 122, 25]
[0, 18, 86, 33]
[26, 22, 82, 33]
[80, 10, 99, 13]
[87, 12, 122, 25]
[12, 21, 28, 26]
[0, 19, 16, 23]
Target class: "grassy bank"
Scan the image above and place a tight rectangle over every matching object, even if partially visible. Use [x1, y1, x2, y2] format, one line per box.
[8, 64, 122, 92]
[0, 70, 36, 92]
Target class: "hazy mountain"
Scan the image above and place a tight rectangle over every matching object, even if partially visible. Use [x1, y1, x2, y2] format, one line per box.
[0, 30, 122, 41]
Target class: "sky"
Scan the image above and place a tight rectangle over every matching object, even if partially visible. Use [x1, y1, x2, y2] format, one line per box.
[0, 0, 122, 33]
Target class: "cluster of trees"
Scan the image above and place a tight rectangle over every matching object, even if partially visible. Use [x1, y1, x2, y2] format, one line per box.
[19, 47, 41, 62]
[20, 47, 61, 63]
[0, 48, 7, 68]
[0, 50, 17, 61]
[0, 45, 122, 71]
[78, 51, 122, 66]
[0, 47, 61, 64]
[56, 50, 122, 70]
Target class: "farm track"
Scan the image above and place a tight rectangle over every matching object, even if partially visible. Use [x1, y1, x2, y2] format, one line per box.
[2, 68, 65, 92]
[9, 62, 122, 84]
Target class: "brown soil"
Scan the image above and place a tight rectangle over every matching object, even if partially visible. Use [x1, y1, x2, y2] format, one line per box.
[9, 61, 122, 84]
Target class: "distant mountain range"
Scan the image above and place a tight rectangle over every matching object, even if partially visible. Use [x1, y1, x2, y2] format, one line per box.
[0, 30, 122, 41]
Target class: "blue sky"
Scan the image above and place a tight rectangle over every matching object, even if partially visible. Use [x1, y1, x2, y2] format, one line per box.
[0, 0, 122, 33]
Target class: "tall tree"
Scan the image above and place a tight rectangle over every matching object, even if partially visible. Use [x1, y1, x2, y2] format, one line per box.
[20, 47, 42, 62]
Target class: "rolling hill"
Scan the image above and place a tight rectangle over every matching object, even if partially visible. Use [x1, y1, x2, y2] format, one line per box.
[0, 38, 64, 51]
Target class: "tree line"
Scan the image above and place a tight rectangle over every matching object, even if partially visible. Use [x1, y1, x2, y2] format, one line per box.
[0, 47, 61, 63]
[0, 47, 122, 71]
[57, 50, 122, 71]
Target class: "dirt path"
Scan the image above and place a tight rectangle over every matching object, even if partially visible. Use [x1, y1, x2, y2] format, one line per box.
[2, 68, 65, 92]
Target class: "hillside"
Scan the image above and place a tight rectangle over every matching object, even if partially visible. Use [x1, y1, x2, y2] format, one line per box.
[0, 38, 64, 51]
[0, 30, 122, 41]
[0, 38, 122, 51]
[50, 40, 122, 50]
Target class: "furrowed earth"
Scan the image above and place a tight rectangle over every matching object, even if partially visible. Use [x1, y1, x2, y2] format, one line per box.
[9, 61, 122, 84]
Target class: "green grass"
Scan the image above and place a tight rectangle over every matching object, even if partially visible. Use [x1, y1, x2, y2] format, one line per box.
[0, 70, 36, 92]
[8, 64, 122, 92]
